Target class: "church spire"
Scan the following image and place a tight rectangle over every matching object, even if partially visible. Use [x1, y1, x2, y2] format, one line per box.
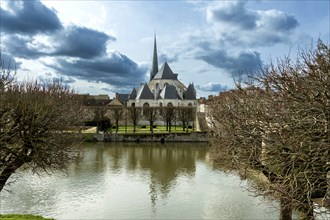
[150, 34, 159, 81]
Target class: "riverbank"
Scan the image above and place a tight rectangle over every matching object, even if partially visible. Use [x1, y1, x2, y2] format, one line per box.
[84, 132, 208, 142]
[0, 214, 53, 220]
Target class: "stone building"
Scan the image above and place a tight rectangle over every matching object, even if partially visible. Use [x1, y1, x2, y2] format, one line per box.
[127, 36, 198, 108]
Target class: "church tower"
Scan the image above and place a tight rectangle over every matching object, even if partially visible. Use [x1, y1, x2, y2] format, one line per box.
[150, 35, 159, 81]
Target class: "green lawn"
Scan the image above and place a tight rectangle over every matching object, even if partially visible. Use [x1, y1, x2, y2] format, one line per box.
[110, 125, 194, 134]
[0, 214, 53, 220]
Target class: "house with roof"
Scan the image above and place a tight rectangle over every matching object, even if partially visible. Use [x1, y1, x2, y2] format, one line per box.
[127, 36, 198, 108]
[79, 94, 111, 106]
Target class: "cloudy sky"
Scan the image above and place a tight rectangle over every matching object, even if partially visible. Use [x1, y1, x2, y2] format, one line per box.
[1, 0, 329, 98]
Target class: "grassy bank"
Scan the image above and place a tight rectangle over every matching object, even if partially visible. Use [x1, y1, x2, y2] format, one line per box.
[0, 214, 53, 220]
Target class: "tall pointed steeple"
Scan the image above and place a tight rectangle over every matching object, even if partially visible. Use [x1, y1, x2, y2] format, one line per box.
[150, 34, 159, 81]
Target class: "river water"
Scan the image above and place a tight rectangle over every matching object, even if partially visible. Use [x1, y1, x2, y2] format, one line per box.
[0, 143, 280, 219]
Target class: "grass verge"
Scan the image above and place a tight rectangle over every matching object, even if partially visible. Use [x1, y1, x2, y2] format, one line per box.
[0, 214, 53, 220]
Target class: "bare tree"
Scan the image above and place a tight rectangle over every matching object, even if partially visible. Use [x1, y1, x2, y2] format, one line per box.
[177, 106, 195, 132]
[159, 106, 176, 133]
[208, 41, 330, 220]
[127, 106, 142, 133]
[143, 104, 158, 134]
[92, 106, 108, 134]
[187, 106, 196, 132]
[0, 76, 84, 191]
[109, 106, 124, 133]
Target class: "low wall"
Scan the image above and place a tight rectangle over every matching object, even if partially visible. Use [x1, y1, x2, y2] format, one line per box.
[92, 132, 208, 142]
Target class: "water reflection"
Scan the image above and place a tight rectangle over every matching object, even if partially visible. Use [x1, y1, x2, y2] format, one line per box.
[1, 142, 280, 219]
[83, 142, 207, 208]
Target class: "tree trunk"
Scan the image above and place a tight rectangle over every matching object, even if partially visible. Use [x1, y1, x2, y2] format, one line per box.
[0, 158, 26, 192]
[280, 197, 292, 220]
[150, 121, 154, 134]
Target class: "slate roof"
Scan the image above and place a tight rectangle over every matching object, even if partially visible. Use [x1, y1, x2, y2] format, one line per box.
[136, 83, 154, 99]
[129, 87, 137, 100]
[108, 98, 123, 106]
[91, 94, 109, 100]
[81, 94, 111, 106]
[117, 93, 129, 103]
[184, 83, 196, 100]
[159, 85, 181, 99]
[153, 62, 177, 80]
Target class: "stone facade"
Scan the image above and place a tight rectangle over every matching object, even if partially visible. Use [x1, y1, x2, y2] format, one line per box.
[126, 35, 198, 109]
[91, 132, 208, 142]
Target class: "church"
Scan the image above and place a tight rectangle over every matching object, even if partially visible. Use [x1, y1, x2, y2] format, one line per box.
[127, 36, 198, 108]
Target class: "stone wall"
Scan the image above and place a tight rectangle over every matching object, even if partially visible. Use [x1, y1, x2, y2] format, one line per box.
[92, 132, 208, 143]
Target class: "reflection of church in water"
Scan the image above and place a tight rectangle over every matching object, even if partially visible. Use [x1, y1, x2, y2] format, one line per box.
[127, 36, 198, 108]
[111, 144, 207, 207]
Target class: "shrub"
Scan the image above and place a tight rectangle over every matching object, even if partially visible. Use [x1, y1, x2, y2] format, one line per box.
[84, 121, 97, 126]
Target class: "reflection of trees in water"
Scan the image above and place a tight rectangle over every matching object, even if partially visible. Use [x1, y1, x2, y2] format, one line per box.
[73, 143, 106, 174]
[141, 145, 195, 196]
[102, 142, 207, 206]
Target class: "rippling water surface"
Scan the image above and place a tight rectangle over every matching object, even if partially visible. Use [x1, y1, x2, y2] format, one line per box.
[1, 142, 280, 219]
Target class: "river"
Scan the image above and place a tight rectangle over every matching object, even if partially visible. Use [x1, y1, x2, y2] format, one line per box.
[1, 142, 280, 219]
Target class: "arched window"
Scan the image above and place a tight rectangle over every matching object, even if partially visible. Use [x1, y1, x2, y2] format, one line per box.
[164, 82, 169, 87]
[159, 102, 163, 107]
[188, 103, 192, 107]
[131, 103, 135, 107]
[142, 102, 150, 115]
[156, 83, 159, 90]
[167, 102, 173, 107]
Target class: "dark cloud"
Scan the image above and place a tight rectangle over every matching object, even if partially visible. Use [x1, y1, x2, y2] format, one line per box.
[260, 10, 298, 32]
[0, 0, 62, 35]
[208, 1, 257, 30]
[37, 75, 76, 85]
[0, 53, 22, 70]
[206, 1, 299, 47]
[2, 26, 114, 60]
[52, 26, 115, 59]
[2, 35, 47, 59]
[197, 49, 262, 76]
[0, 0, 139, 94]
[1, 0, 115, 60]
[196, 83, 229, 93]
[161, 1, 299, 77]
[44, 52, 148, 88]
[208, 1, 298, 33]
